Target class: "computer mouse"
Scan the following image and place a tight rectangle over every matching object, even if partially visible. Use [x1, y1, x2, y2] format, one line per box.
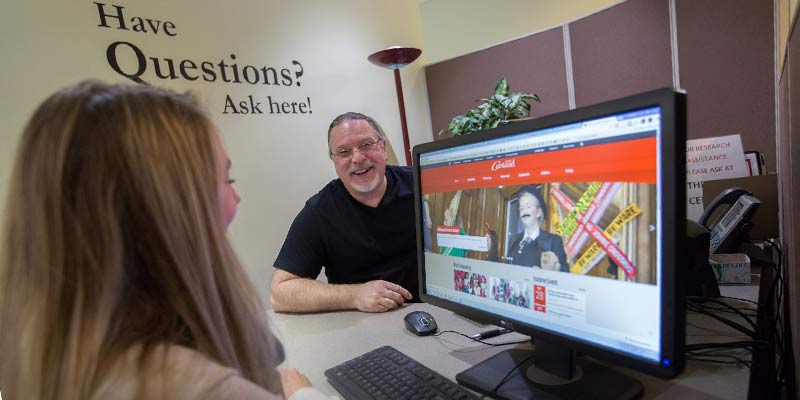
[404, 310, 438, 336]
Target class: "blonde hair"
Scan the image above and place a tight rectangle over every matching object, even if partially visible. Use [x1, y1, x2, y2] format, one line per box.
[0, 81, 281, 399]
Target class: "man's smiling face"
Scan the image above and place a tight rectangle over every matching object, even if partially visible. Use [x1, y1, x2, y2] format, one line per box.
[329, 119, 387, 197]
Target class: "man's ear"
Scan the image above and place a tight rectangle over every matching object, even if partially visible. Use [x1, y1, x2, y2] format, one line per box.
[381, 135, 400, 165]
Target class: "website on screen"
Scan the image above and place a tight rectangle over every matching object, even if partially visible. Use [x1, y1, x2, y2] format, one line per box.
[419, 107, 664, 360]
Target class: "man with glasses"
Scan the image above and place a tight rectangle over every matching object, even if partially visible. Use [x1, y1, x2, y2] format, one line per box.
[270, 112, 417, 313]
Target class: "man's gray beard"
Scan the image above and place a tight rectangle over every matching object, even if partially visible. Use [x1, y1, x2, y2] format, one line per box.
[348, 162, 381, 193]
[350, 172, 381, 193]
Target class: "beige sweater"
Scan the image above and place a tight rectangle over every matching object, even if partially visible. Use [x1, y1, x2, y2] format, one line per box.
[91, 345, 331, 400]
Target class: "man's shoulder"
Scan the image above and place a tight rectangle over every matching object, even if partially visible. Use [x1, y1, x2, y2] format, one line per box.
[388, 165, 413, 180]
[305, 178, 344, 209]
[387, 165, 414, 198]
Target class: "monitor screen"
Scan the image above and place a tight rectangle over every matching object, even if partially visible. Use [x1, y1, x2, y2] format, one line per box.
[413, 88, 686, 397]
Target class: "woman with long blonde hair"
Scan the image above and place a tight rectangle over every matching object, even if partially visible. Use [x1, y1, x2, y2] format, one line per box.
[0, 81, 326, 399]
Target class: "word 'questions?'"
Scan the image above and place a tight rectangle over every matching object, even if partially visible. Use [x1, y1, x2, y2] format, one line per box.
[106, 42, 305, 87]
[94, 2, 309, 104]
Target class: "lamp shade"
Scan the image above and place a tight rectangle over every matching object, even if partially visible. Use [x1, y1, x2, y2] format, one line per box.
[368, 46, 422, 70]
[367, 46, 422, 166]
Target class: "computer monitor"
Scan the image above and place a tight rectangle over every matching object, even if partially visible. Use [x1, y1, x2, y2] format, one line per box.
[413, 88, 686, 399]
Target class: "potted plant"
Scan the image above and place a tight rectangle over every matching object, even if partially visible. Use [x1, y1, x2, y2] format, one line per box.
[439, 77, 541, 136]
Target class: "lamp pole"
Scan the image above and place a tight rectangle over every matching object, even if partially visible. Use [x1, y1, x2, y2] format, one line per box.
[368, 46, 422, 166]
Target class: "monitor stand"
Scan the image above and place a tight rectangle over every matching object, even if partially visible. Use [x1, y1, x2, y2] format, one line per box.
[456, 339, 644, 400]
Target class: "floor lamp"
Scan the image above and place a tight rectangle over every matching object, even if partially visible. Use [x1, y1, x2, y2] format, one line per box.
[368, 46, 422, 166]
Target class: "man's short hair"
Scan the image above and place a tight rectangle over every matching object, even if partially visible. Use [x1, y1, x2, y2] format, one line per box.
[327, 112, 385, 143]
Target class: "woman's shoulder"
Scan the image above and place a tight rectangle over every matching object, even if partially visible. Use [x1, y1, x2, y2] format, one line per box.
[92, 344, 280, 400]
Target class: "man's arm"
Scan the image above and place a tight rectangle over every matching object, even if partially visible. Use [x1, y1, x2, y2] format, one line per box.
[269, 269, 412, 313]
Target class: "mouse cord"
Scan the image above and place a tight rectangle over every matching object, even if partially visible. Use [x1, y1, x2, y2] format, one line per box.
[432, 330, 528, 346]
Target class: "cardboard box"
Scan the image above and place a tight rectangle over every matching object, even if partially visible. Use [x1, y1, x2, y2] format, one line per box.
[709, 254, 751, 284]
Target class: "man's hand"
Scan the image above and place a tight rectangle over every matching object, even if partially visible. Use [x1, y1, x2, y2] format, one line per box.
[278, 368, 312, 399]
[353, 280, 413, 312]
[271, 269, 414, 313]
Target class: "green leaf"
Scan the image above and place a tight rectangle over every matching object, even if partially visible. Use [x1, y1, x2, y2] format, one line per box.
[512, 104, 530, 118]
[479, 97, 502, 108]
[520, 93, 542, 103]
[446, 115, 470, 135]
[441, 77, 540, 135]
[507, 93, 522, 108]
[480, 106, 493, 120]
[468, 119, 483, 132]
[494, 77, 509, 96]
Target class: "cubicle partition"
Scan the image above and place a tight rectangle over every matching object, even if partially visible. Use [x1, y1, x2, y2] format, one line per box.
[424, 26, 570, 138]
[780, 2, 800, 389]
[425, 0, 776, 171]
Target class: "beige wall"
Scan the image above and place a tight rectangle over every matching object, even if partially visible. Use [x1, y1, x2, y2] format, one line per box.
[420, 0, 623, 64]
[0, 0, 431, 302]
[779, 0, 799, 66]
[794, 0, 800, 29]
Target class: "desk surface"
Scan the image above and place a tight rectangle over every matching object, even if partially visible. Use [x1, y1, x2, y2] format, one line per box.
[272, 288, 757, 400]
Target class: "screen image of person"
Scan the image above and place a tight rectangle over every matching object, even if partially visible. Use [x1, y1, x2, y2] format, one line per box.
[505, 185, 568, 271]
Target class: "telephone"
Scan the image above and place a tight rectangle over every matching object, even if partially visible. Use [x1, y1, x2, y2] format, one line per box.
[698, 187, 761, 254]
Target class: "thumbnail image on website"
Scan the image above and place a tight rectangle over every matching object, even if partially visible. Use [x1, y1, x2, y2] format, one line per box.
[453, 270, 532, 308]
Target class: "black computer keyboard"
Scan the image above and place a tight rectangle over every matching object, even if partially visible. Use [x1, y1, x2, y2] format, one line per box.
[324, 345, 478, 400]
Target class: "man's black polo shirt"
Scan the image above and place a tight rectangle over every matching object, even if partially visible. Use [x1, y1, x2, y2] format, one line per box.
[274, 165, 419, 301]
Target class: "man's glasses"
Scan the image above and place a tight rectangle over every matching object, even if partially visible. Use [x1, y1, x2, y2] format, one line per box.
[330, 139, 383, 160]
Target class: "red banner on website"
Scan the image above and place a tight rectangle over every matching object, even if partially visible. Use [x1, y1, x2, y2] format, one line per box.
[421, 137, 656, 194]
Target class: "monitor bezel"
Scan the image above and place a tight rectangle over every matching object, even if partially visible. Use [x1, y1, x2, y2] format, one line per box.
[412, 87, 687, 379]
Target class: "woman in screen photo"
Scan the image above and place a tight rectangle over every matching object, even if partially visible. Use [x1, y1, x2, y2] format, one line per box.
[422, 194, 434, 252]
[439, 190, 468, 257]
[506, 185, 569, 272]
[485, 224, 501, 262]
